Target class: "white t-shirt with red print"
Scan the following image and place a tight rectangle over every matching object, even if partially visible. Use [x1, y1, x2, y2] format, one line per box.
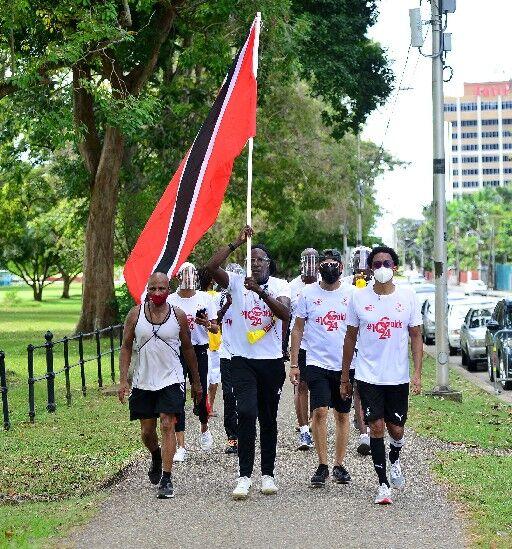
[168, 291, 216, 346]
[346, 285, 422, 385]
[227, 272, 290, 360]
[295, 282, 354, 372]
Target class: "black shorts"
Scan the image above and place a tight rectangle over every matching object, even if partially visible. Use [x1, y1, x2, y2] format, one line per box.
[298, 348, 307, 381]
[357, 380, 409, 426]
[129, 383, 186, 421]
[305, 364, 352, 414]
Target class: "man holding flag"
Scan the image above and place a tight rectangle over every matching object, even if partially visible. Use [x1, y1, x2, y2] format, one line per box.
[206, 226, 290, 500]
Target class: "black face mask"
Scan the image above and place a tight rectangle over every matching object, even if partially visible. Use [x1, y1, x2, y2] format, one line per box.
[319, 263, 340, 284]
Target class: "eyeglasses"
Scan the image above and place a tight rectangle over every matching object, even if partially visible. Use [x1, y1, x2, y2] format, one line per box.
[372, 259, 394, 269]
[251, 257, 270, 265]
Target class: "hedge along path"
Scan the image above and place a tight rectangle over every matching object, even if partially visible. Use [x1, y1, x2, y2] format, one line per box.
[70, 382, 465, 549]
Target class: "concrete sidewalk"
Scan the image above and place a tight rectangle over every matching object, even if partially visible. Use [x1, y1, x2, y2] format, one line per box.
[70, 383, 465, 549]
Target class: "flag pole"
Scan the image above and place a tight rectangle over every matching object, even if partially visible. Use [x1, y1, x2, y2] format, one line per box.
[246, 12, 261, 278]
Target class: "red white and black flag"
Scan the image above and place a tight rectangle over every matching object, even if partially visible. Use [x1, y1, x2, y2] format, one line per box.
[124, 15, 260, 303]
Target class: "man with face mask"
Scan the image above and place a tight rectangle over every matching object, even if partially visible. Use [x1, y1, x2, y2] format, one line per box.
[168, 262, 219, 460]
[289, 248, 319, 450]
[118, 272, 202, 499]
[341, 246, 423, 505]
[206, 226, 291, 500]
[290, 249, 354, 487]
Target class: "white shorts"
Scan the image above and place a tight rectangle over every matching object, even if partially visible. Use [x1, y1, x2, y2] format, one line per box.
[208, 350, 221, 385]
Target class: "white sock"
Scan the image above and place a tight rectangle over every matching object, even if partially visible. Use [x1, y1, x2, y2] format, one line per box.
[299, 425, 309, 434]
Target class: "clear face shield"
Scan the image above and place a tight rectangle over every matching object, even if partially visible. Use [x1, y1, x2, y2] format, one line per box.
[178, 264, 198, 290]
[357, 248, 370, 271]
[301, 254, 319, 277]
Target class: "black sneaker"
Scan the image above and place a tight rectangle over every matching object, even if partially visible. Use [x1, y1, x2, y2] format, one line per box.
[157, 476, 174, 499]
[225, 439, 238, 455]
[148, 460, 162, 485]
[310, 465, 329, 487]
[332, 464, 351, 484]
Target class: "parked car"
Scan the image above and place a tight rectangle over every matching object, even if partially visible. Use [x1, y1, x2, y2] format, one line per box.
[460, 306, 493, 371]
[461, 279, 487, 295]
[447, 298, 498, 355]
[485, 298, 512, 390]
[421, 293, 466, 345]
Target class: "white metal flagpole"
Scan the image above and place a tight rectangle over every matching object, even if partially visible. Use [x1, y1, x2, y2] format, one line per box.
[246, 12, 261, 278]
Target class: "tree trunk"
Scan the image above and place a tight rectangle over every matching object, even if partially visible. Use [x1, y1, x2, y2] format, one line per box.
[76, 127, 124, 332]
[61, 273, 71, 299]
[33, 284, 43, 301]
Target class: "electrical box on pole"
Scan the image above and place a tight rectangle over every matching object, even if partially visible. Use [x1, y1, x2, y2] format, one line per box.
[443, 33, 452, 52]
[442, 0, 456, 13]
[409, 8, 424, 48]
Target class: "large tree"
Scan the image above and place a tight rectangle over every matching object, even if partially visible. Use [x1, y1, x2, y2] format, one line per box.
[0, 0, 392, 330]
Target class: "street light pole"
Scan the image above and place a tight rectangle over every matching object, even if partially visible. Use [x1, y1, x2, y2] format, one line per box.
[356, 133, 363, 246]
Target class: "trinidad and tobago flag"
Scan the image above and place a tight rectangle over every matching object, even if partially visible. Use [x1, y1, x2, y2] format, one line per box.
[124, 15, 260, 303]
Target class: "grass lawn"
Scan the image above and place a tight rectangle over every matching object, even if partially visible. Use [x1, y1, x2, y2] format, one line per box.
[409, 355, 512, 547]
[0, 283, 141, 546]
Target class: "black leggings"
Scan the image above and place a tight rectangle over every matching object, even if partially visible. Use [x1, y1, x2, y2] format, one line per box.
[220, 358, 237, 440]
[231, 356, 285, 478]
[175, 344, 209, 432]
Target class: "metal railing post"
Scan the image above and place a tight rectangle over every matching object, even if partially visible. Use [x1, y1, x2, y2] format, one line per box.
[27, 344, 35, 423]
[63, 336, 72, 406]
[0, 351, 10, 431]
[78, 332, 86, 396]
[109, 326, 115, 383]
[95, 329, 103, 388]
[45, 331, 56, 412]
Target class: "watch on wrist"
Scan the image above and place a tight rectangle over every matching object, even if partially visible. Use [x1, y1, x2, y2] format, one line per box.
[290, 365, 299, 369]
[259, 289, 268, 299]
[228, 242, 236, 252]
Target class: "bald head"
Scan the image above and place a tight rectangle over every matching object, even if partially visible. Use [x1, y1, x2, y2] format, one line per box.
[148, 272, 169, 288]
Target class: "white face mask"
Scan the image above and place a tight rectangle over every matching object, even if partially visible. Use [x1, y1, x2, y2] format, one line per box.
[373, 266, 394, 284]
[178, 263, 198, 290]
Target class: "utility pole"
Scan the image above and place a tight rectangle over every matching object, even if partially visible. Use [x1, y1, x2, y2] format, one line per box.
[410, 0, 461, 401]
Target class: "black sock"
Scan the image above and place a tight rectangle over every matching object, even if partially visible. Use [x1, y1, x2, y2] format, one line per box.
[151, 447, 161, 463]
[389, 443, 402, 464]
[161, 470, 171, 481]
[370, 437, 389, 487]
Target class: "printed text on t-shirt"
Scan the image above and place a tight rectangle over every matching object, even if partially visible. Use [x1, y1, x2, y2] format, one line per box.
[242, 306, 272, 326]
[316, 310, 346, 331]
[366, 316, 403, 339]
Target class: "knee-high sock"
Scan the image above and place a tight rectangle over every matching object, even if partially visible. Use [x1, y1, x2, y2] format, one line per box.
[370, 437, 389, 487]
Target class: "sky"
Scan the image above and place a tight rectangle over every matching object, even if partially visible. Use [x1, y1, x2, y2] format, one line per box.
[364, 0, 512, 244]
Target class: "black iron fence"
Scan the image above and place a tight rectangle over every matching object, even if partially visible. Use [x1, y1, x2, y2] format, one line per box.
[1, 324, 123, 430]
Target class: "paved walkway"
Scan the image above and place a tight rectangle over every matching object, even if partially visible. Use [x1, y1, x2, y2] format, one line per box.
[70, 383, 465, 549]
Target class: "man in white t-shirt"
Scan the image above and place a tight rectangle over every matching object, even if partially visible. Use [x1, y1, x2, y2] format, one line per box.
[341, 246, 423, 505]
[289, 248, 319, 450]
[207, 226, 291, 500]
[168, 262, 219, 460]
[290, 249, 353, 487]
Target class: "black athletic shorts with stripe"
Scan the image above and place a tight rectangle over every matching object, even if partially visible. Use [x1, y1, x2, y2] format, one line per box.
[357, 380, 409, 426]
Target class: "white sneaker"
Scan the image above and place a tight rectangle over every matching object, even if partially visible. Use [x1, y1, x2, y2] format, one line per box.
[374, 483, 393, 505]
[260, 475, 278, 495]
[199, 429, 214, 451]
[173, 446, 187, 462]
[232, 476, 252, 500]
[390, 459, 405, 489]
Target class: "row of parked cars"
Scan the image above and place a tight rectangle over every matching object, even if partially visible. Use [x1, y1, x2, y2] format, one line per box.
[404, 277, 512, 391]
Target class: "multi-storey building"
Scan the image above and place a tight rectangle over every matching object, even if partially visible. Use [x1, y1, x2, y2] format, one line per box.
[444, 81, 512, 196]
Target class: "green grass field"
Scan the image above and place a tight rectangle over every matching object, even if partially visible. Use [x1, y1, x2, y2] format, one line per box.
[409, 356, 512, 547]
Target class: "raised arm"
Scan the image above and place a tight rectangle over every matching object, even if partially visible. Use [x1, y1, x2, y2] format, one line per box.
[206, 226, 254, 288]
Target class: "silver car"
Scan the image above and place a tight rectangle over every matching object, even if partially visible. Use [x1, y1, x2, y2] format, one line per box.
[460, 306, 493, 371]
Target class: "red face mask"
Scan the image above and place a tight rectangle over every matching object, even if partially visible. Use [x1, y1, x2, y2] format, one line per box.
[148, 292, 169, 306]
